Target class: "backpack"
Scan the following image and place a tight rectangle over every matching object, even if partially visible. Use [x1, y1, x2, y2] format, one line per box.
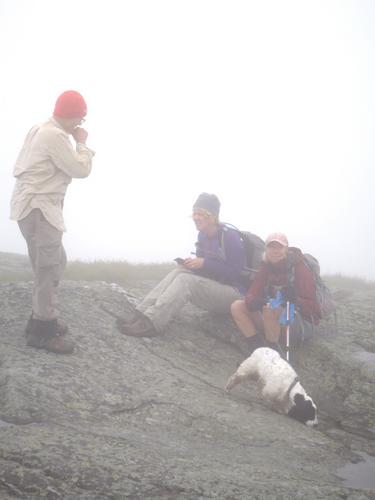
[290, 252, 336, 320]
[220, 224, 265, 285]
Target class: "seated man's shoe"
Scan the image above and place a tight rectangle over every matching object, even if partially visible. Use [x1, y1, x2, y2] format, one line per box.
[117, 315, 159, 337]
[25, 315, 69, 336]
[26, 319, 74, 354]
[116, 308, 145, 328]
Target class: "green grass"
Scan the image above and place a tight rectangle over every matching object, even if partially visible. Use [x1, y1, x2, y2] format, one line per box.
[0, 270, 34, 282]
[64, 260, 174, 286]
[0, 259, 175, 286]
[324, 273, 375, 292]
[1, 257, 374, 292]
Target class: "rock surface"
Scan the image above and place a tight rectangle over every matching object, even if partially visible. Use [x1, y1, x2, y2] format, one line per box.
[0, 279, 374, 499]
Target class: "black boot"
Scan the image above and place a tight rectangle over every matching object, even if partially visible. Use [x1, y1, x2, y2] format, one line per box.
[26, 319, 74, 354]
[265, 340, 285, 358]
[25, 314, 69, 336]
[116, 314, 159, 337]
[245, 334, 264, 355]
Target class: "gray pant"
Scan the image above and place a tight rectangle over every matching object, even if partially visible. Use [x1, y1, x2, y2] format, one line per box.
[138, 267, 243, 332]
[18, 209, 66, 321]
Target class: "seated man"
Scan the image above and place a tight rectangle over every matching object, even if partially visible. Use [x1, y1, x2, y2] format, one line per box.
[117, 193, 247, 337]
[231, 232, 321, 356]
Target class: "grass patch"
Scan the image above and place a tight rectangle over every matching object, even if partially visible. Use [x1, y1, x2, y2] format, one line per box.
[0, 259, 175, 286]
[0, 270, 34, 282]
[64, 260, 174, 286]
[1, 255, 374, 292]
[324, 273, 375, 292]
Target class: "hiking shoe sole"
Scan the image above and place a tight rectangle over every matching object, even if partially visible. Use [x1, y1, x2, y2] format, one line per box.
[27, 333, 75, 354]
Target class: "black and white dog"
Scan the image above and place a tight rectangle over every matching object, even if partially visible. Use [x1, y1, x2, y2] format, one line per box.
[225, 347, 318, 426]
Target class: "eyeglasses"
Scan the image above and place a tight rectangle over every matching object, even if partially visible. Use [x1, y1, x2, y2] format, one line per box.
[191, 209, 211, 218]
[79, 117, 86, 125]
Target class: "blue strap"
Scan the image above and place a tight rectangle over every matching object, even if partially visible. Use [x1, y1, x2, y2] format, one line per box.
[268, 290, 295, 325]
[268, 290, 284, 309]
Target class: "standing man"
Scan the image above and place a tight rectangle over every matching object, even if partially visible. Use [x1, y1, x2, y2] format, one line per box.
[10, 90, 95, 354]
[117, 193, 247, 337]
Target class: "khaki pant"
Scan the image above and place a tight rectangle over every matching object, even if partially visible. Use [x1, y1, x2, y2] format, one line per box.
[138, 267, 243, 332]
[18, 209, 66, 321]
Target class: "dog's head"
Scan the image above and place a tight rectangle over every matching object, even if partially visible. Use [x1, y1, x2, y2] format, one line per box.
[287, 393, 318, 426]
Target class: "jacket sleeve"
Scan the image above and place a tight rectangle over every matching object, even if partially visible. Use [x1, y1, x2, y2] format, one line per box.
[200, 229, 245, 285]
[294, 262, 321, 322]
[244, 264, 268, 305]
[45, 128, 95, 178]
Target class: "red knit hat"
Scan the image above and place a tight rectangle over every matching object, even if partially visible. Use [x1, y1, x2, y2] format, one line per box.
[53, 90, 87, 118]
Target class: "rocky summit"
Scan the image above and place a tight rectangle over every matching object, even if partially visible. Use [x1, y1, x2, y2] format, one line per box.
[0, 278, 374, 499]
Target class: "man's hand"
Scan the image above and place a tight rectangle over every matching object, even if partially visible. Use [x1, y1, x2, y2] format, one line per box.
[183, 257, 204, 270]
[72, 127, 88, 144]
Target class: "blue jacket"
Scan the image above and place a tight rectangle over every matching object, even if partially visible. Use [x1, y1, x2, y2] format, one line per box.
[194, 225, 247, 294]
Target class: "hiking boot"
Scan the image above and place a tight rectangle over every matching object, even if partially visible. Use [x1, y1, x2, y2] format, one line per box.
[55, 319, 69, 336]
[25, 319, 74, 354]
[116, 315, 159, 337]
[25, 315, 69, 336]
[245, 334, 264, 355]
[265, 340, 285, 358]
[27, 332, 75, 354]
[116, 313, 145, 331]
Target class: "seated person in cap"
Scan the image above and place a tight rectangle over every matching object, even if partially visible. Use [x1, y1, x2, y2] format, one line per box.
[117, 192, 248, 337]
[231, 232, 321, 355]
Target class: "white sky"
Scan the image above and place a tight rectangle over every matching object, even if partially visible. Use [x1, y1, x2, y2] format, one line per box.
[1, 0, 374, 279]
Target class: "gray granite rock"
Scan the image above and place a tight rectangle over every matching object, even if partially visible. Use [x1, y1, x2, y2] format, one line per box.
[0, 280, 374, 499]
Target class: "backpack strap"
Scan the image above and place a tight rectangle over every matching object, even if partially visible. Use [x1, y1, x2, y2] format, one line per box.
[195, 225, 227, 261]
[286, 252, 296, 288]
[218, 224, 229, 262]
[218, 223, 240, 262]
[287, 251, 320, 325]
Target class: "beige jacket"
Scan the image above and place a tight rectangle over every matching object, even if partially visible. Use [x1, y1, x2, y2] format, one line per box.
[10, 117, 95, 231]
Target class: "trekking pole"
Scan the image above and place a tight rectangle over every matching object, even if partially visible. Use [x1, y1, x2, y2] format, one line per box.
[285, 300, 290, 362]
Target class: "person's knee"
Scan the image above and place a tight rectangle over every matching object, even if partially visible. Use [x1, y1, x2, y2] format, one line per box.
[171, 267, 185, 278]
[173, 271, 197, 293]
[262, 306, 273, 320]
[231, 299, 247, 318]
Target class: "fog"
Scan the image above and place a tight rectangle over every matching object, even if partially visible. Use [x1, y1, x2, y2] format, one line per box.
[1, 0, 374, 279]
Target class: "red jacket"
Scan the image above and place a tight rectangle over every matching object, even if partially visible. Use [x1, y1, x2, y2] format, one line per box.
[245, 248, 321, 324]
